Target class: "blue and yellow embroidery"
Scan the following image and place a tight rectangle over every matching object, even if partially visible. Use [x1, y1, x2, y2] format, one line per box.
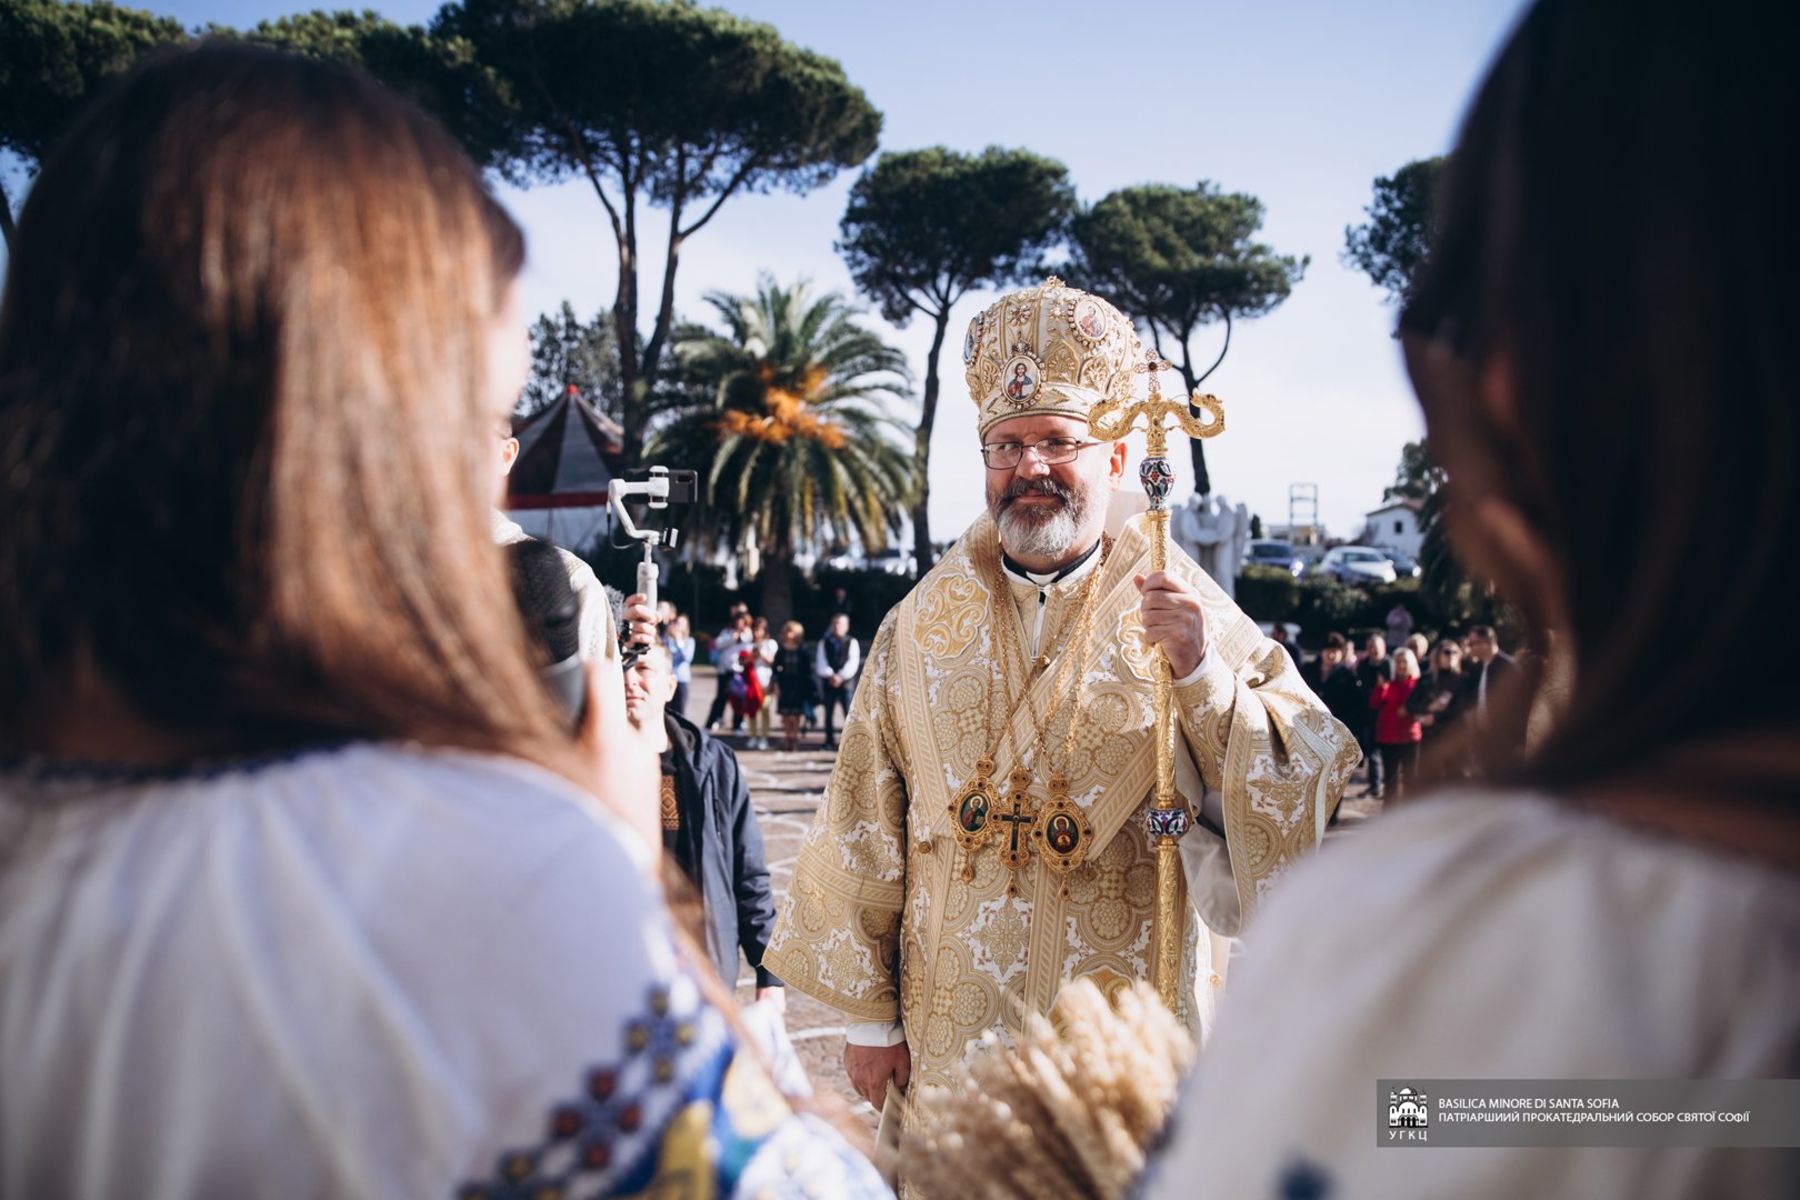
[457, 975, 725, 1199]
[457, 974, 887, 1199]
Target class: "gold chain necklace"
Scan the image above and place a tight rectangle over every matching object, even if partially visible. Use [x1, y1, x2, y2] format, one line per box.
[945, 623, 1044, 879]
[1025, 589, 1109, 896]
[944, 568, 1060, 877]
[948, 536, 1109, 891]
[994, 541, 1107, 893]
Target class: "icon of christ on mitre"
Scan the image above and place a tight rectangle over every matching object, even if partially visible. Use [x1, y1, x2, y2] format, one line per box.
[763, 278, 1359, 1116]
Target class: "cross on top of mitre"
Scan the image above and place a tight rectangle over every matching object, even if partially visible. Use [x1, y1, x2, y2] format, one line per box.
[1133, 349, 1178, 404]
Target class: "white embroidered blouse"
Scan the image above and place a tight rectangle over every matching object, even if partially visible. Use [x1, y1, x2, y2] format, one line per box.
[1141, 790, 1799, 1200]
[0, 743, 888, 1199]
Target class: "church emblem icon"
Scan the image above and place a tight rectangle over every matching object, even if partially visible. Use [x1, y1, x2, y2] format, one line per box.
[1069, 296, 1109, 342]
[956, 789, 991, 835]
[1000, 353, 1042, 407]
[963, 313, 983, 366]
[1388, 1087, 1429, 1129]
[1031, 785, 1092, 887]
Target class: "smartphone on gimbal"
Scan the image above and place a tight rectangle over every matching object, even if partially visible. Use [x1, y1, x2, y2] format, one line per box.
[612, 466, 697, 666]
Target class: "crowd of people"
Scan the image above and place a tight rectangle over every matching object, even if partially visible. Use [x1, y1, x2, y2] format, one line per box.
[688, 604, 863, 752]
[0, 3, 1794, 1198]
[1303, 620, 1524, 800]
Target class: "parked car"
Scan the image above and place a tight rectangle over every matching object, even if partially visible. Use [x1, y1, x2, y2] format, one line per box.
[1385, 549, 1423, 578]
[1317, 545, 1399, 585]
[1244, 539, 1304, 578]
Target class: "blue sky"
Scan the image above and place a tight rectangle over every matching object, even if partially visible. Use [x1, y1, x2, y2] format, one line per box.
[17, 0, 1530, 538]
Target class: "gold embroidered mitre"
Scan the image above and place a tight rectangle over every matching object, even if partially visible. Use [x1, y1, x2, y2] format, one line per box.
[963, 277, 1144, 436]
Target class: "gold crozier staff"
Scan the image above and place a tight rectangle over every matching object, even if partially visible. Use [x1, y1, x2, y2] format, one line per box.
[1087, 350, 1225, 1008]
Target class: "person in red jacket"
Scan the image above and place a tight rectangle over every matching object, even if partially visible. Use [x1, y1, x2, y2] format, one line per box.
[1369, 647, 1424, 798]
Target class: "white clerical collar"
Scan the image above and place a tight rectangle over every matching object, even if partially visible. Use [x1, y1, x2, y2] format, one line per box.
[1000, 537, 1104, 589]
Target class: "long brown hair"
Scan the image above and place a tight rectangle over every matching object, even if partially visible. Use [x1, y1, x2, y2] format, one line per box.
[0, 42, 569, 777]
[1402, 0, 1799, 796]
[0, 46, 844, 1130]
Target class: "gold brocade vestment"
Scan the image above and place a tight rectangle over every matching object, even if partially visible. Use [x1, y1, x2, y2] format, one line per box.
[763, 514, 1359, 1092]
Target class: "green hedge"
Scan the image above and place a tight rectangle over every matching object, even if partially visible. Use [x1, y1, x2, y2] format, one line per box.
[583, 543, 1527, 656]
[1234, 566, 1300, 623]
[1236, 571, 1459, 646]
[577, 545, 914, 647]
[1282, 573, 1519, 648]
[1295, 577, 1367, 643]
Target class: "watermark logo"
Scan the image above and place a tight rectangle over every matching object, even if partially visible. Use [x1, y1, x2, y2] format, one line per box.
[1388, 1086, 1429, 1141]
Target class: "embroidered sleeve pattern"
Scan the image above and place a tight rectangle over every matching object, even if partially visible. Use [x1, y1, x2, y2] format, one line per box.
[456, 970, 886, 1199]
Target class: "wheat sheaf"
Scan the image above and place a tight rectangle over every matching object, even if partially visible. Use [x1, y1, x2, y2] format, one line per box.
[896, 979, 1196, 1200]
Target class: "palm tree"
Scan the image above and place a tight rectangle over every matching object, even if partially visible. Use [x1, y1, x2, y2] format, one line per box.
[652, 277, 918, 625]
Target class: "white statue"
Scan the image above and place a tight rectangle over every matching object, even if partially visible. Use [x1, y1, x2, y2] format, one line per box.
[1175, 493, 1250, 601]
[1174, 493, 1221, 582]
[1226, 497, 1251, 590]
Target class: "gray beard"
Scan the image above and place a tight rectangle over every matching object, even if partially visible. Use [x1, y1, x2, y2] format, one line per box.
[993, 487, 1091, 563]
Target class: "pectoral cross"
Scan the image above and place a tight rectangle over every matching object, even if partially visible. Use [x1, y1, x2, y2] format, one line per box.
[994, 768, 1037, 895]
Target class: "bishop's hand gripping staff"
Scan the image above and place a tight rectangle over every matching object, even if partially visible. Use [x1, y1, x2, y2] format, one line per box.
[1087, 349, 1225, 1012]
[608, 466, 696, 666]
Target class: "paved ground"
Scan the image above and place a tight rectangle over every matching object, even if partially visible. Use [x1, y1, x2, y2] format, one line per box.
[686, 667, 1381, 1120]
[690, 667, 871, 1116]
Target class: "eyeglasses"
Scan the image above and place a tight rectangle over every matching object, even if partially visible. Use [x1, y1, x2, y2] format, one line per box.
[978, 437, 1100, 470]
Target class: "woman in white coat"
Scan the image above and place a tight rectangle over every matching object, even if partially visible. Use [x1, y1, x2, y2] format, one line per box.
[1144, 3, 1799, 1198]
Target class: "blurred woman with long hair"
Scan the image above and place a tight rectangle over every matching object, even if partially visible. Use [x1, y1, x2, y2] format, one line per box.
[1142, 1, 1798, 1196]
[0, 44, 885, 1199]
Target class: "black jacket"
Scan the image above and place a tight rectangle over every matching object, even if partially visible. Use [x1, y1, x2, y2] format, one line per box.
[1407, 668, 1466, 739]
[1315, 663, 1367, 734]
[1349, 657, 1391, 738]
[662, 711, 782, 988]
[771, 644, 815, 711]
[1459, 651, 1528, 751]
[1457, 652, 1519, 712]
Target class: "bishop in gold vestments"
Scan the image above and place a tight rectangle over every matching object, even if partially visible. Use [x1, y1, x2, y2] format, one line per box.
[762, 280, 1359, 1103]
